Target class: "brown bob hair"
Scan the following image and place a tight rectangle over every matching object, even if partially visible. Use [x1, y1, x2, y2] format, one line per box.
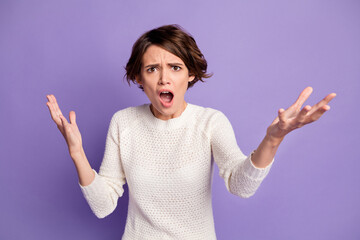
[125, 24, 212, 90]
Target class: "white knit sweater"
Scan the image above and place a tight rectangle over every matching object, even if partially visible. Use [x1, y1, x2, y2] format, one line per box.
[79, 103, 274, 240]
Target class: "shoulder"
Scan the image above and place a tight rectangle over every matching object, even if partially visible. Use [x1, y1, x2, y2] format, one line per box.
[190, 103, 227, 120]
[108, 104, 149, 131]
[189, 105, 236, 141]
[112, 104, 145, 119]
[188, 103, 230, 128]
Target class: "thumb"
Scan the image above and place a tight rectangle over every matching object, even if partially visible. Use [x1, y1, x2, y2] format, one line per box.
[69, 111, 76, 124]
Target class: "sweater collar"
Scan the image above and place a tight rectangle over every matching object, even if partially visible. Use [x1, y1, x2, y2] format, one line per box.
[142, 103, 193, 129]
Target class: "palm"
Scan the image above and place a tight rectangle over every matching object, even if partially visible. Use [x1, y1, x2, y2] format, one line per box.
[46, 94, 83, 155]
[267, 87, 336, 139]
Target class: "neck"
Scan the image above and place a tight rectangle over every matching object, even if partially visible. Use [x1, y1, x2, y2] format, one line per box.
[150, 101, 188, 120]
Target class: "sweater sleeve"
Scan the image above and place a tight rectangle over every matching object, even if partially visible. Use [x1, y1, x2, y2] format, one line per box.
[210, 111, 274, 198]
[78, 113, 126, 218]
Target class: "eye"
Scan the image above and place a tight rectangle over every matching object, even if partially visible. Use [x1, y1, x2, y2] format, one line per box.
[146, 67, 157, 73]
[172, 66, 181, 71]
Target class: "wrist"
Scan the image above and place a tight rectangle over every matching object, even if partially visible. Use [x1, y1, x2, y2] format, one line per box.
[264, 133, 284, 147]
[70, 147, 85, 161]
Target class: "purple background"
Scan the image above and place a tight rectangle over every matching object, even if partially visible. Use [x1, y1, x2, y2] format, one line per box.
[1, 0, 359, 239]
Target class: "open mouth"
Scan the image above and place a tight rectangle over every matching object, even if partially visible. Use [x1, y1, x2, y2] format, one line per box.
[159, 91, 174, 103]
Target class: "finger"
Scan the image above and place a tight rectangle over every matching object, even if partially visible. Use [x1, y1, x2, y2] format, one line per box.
[46, 95, 62, 124]
[51, 95, 64, 117]
[59, 115, 72, 142]
[59, 114, 73, 135]
[308, 93, 336, 115]
[293, 86, 313, 109]
[281, 87, 313, 119]
[277, 108, 289, 129]
[46, 95, 60, 117]
[59, 114, 69, 126]
[278, 108, 286, 122]
[69, 111, 76, 124]
[281, 104, 298, 119]
[306, 105, 330, 123]
[295, 105, 312, 124]
[49, 94, 64, 118]
[46, 95, 56, 116]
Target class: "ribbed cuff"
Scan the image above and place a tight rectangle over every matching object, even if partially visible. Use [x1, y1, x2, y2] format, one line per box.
[242, 151, 274, 180]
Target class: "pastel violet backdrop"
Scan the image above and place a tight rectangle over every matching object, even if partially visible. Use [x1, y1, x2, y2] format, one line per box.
[0, 0, 359, 239]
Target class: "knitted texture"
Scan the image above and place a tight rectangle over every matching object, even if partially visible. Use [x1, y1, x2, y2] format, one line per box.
[79, 103, 274, 240]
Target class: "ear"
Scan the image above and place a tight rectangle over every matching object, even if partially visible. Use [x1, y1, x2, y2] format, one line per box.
[188, 75, 195, 82]
[135, 75, 142, 85]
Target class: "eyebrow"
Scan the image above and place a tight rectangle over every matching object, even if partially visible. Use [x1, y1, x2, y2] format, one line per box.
[144, 63, 184, 68]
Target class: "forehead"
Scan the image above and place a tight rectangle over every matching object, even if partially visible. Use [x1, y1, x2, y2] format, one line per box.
[142, 45, 184, 65]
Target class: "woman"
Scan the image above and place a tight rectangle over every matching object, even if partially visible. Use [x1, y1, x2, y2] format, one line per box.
[46, 25, 336, 239]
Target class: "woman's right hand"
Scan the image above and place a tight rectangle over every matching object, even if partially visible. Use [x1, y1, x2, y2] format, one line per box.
[46, 94, 83, 157]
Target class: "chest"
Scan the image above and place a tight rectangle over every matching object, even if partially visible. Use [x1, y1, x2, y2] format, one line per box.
[119, 126, 212, 187]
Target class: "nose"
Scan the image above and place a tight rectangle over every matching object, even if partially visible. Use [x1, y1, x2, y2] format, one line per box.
[158, 69, 170, 85]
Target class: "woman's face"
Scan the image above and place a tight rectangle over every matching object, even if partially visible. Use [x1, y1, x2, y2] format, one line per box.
[136, 45, 195, 120]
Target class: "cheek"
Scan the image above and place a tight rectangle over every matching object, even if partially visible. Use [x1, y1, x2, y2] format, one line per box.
[176, 79, 189, 96]
[142, 84, 155, 98]
[141, 76, 156, 90]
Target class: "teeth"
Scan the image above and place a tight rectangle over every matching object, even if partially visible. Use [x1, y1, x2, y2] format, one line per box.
[161, 91, 170, 94]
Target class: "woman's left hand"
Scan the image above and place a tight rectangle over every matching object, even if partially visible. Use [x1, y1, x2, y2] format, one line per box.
[266, 87, 336, 143]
